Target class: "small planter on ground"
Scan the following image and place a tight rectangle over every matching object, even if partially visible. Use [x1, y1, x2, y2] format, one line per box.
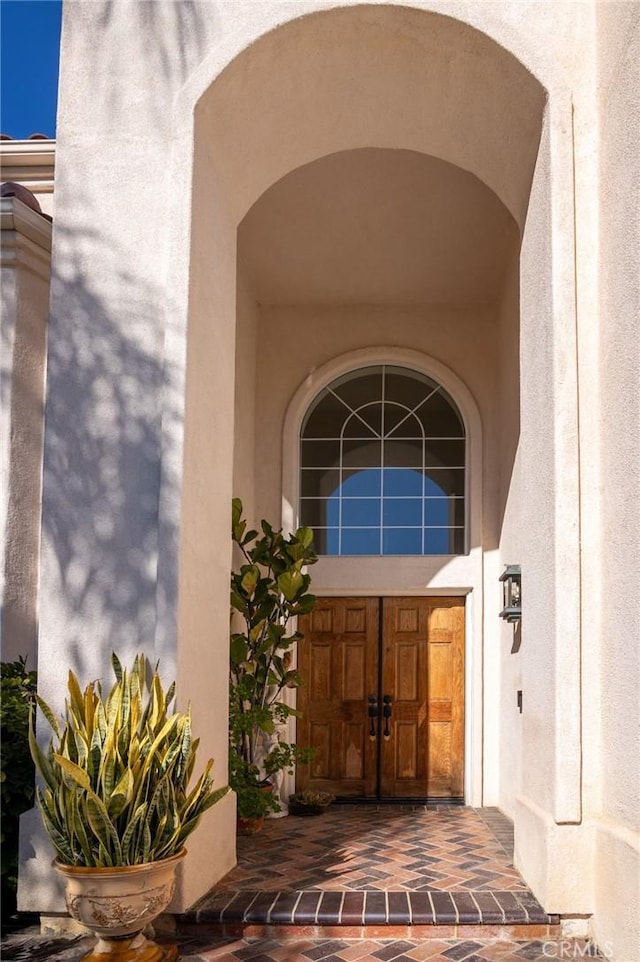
[288, 791, 335, 816]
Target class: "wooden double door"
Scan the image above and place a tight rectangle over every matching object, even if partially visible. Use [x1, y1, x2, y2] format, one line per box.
[297, 597, 465, 800]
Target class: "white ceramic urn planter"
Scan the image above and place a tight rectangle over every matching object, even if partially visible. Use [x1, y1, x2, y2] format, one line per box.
[54, 850, 185, 962]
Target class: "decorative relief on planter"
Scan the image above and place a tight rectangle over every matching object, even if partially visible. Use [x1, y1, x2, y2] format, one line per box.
[67, 881, 174, 930]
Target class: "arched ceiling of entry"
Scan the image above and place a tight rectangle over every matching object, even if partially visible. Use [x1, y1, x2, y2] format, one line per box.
[238, 148, 518, 306]
[195, 4, 546, 230]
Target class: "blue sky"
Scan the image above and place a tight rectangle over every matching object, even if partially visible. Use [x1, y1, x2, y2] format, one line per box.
[1, 0, 62, 138]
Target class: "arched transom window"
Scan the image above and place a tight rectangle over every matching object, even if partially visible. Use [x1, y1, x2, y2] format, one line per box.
[299, 365, 466, 556]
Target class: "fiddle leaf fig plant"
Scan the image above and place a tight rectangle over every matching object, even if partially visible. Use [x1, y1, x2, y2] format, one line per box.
[29, 653, 229, 867]
[229, 499, 317, 812]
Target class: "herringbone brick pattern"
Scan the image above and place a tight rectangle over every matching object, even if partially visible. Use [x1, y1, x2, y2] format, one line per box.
[0, 933, 603, 962]
[177, 935, 601, 960]
[2, 809, 582, 961]
[209, 807, 526, 894]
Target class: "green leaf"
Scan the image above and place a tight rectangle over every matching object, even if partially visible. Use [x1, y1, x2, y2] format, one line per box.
[85, 794, 121, 865]
[230, 635, 249, 666]
[232, 498, 244, 537]
[111, 653, 123, 683]
[102, 744, 118, 798]
[108, 767, 134, 818]
[37, 793, 75, 863]
[240, 565, 260, 595]
[95, 700, 107, 741]
[28, 714, 57, 793]
[67, 670, 85, 723]
[83, 685, 95, 742]
[73, 728, 89, 770]
[71, 798, 93, 865]
[120, 670, 131, 733]
[121, 804, 146, 862]
[277, 569, 304, 602]
[52, 754, 91, 792]
[295, 526, 315, 549]
[35, 696, 61, 739]
[142, 820, 152, 862]
[294, 593, 317, 614]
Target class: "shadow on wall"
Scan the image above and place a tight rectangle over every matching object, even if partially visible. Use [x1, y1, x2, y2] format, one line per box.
[81, 1, 209, 126]
[32, 0, 224, 690]
[37, 191, 182, 686]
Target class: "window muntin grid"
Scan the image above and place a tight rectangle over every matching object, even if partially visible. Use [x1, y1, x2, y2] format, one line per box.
[299, 366, 466, 556]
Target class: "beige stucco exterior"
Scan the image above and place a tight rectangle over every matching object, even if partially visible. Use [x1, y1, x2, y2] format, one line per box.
[4, 2, 638, 959]
[0, 140, 56, 218]
[0, 195, 51, 666]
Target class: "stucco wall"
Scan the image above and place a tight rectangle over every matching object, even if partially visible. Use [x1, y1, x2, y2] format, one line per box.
[233, 270, 259, 523]
[0, 198, 51, 666]
[512, 107, 594, 911]
[517, 119, 558, 819]
[21, 0, 235, 913]
[23, 2, 639, 948]
[495, 246, 522, 820]
[592, 4, 640, 959]
[252, 304, 499, 529]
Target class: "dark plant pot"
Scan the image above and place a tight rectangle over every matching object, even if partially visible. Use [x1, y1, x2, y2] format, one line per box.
[289, 801, 330, 816]
[288, 793, 334, 816]
[235, 783, 274, 834]
[237, 815, 265, 835]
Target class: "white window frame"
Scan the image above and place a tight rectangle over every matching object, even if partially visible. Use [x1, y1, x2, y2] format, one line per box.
[283, 347, 482, 556]
[299, 363, 467, 557]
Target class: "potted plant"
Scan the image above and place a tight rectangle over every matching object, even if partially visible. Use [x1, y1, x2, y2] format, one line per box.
[229, 754, 276, 836]
[29, 653, 229, 962]
[229, 498, 317, 833]
[288, 790, 335, 816]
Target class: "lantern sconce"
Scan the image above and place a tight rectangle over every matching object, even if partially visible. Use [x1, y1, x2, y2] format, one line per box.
[499, 565, 521, 623]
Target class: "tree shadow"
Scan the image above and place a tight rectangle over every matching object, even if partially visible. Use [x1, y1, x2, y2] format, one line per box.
[67, 1, 209, 131]
[37, 184, 182, 691]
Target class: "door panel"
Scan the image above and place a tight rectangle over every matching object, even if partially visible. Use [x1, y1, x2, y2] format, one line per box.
[297, 597, 379, 797]
[380, 598, 430, 796]
[425, 600, 465, 797]
[298, 596, 464, 799]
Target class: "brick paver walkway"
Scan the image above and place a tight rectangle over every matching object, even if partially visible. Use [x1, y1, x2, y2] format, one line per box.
[188, 807, 552, 929]
[209, 807, 525, 893]
[0, 931, 603, 962]
[1, 807, 602, 960]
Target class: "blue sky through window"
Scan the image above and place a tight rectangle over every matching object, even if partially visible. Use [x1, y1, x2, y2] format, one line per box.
[325, 469, 451, 555]
[301, 366, 466, 556]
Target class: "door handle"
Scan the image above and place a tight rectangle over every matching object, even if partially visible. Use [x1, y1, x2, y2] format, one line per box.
[383, 694, 392, 739]
[368, 694, 378, 739]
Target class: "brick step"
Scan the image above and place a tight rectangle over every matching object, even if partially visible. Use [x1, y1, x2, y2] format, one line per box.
[177, 920, 562, 942]
[180, 888, 559, 931]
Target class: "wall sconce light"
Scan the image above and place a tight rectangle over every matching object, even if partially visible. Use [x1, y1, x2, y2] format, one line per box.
[499, 564, 521, 622]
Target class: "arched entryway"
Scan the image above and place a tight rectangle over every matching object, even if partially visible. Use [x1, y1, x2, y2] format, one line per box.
[165, 2, 571, 906]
